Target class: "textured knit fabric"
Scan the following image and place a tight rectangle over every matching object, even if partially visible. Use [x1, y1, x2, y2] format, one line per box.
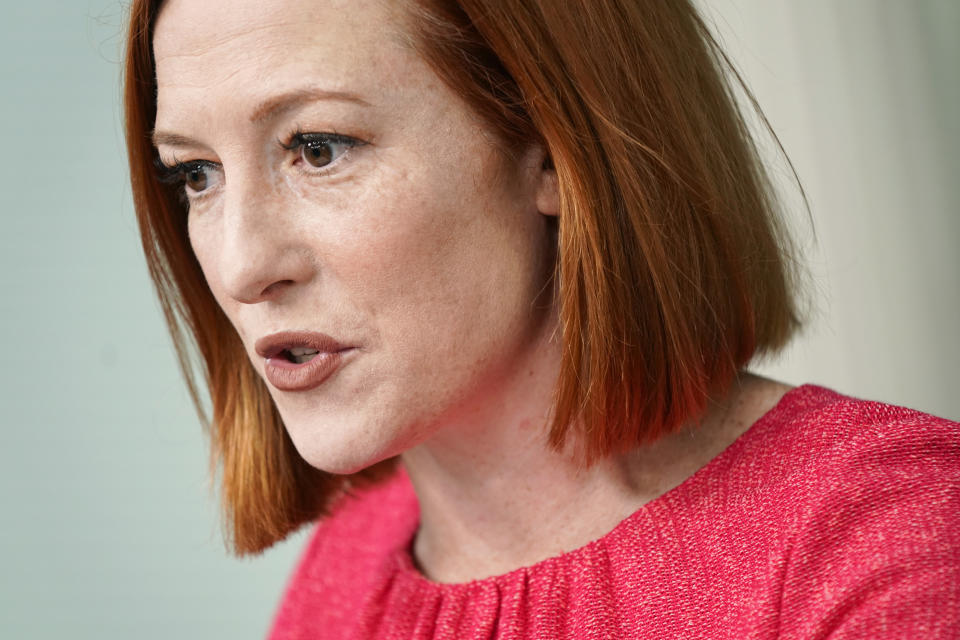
[268, 385, 960, 639]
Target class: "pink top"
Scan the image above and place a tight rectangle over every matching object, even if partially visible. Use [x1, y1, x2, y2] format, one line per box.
[268, 385, 960, 639]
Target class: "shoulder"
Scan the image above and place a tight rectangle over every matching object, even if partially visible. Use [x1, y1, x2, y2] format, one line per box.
[739, 384, 957, 488]
[268, 467, 418, 639]
[759, 384, 959, 549]
[771, 386, 960, 638]
[777, 385, 959, 557]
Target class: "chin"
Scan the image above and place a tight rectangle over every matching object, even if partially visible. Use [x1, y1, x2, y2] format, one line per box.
[281, 414, 404, 476]
[293, 440, 389, 476]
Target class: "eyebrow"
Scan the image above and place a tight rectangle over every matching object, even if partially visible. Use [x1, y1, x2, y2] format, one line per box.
[151, 130, 206, 149]
[151, 88, 371, 148]
[249, 88, 370, 124]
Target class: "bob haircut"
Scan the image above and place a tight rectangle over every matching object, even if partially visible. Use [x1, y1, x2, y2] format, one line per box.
[124, 0, 803, 555]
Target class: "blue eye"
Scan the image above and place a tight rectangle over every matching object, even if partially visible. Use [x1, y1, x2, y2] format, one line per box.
[282, 132, 360, 170]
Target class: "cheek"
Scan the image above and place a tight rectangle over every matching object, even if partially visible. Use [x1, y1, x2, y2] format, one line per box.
[187, 216, 215, 296]
[328, 159, 546, 383]
[186, 213, 241, 333]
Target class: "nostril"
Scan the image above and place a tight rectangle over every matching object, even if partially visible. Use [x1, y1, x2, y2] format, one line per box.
[260, 279, 295, 299]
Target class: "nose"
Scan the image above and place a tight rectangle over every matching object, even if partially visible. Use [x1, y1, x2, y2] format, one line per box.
[211, 176, 315, 305]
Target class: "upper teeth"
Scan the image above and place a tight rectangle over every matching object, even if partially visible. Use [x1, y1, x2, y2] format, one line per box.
[287, 347, 320, 364]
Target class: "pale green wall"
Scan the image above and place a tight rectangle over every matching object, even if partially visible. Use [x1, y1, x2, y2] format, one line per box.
[1, 1, 956, 638]
[700, 0, 960, 417]
[0, 3, 306, 638]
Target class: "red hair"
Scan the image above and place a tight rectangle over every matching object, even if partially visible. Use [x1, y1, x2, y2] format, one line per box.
[124, 0, 803, 554]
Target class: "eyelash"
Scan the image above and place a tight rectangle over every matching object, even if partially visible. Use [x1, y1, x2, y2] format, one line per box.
[154, 157, 215, 186]
[280, 130, 363, 165]
[154, 130, 364, 201]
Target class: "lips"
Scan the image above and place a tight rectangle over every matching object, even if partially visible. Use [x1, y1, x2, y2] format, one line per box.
[254, 331, 355, 392]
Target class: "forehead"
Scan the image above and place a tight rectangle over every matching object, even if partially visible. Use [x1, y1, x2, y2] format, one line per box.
[153, 0, 412, 126]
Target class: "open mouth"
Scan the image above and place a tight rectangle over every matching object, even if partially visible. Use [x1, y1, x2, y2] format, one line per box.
[255, 331, 354, 390]
[283, 347, 320, 365]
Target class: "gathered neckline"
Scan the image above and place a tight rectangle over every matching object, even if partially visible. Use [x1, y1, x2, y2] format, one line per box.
[389, 383, 820, 591]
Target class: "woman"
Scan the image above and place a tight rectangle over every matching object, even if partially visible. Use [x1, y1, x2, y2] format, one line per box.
[123, 0, 959, 637]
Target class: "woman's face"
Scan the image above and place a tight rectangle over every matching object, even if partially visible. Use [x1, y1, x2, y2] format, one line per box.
[153, 0, 558, 473]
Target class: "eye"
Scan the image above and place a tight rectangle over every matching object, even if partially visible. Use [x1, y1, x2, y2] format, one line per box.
[155, 157, 222, 198]
[281, 132, 362, 170]
[183, 163, 210, 192]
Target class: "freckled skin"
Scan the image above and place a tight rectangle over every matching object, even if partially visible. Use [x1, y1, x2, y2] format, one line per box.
[153, 0, 560, 474]
[153, 0, 796, 583]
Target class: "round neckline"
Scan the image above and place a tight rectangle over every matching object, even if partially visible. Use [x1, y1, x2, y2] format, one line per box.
[392, 383, 819, 591]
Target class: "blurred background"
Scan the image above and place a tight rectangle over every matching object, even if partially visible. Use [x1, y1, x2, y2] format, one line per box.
[1, 0, 956, 637]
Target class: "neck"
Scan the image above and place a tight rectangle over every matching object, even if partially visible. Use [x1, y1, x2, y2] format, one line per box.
[400, 324, 790, 583]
